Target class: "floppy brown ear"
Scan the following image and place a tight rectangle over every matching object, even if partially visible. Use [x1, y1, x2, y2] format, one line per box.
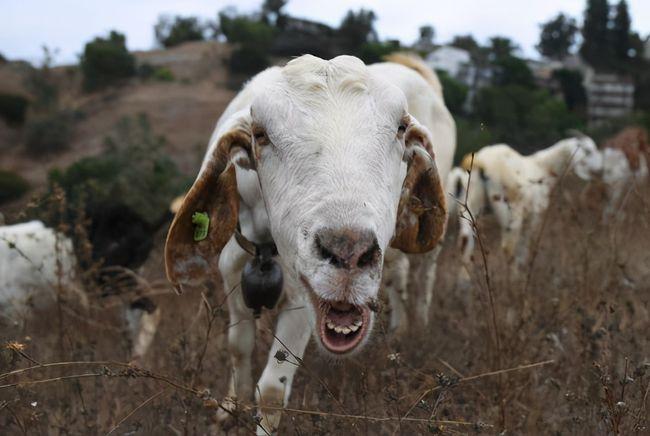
[164, 119, 252, 293]
[391, 122, 447, 254]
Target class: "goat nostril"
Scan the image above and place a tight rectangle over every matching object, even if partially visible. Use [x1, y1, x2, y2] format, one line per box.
[315, 235, 347, 268]
[315, 230, 380, 269]
[357, 239, 380, 268]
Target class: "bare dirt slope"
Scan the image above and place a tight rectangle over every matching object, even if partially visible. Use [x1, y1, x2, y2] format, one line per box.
[0, 41, 235, 199]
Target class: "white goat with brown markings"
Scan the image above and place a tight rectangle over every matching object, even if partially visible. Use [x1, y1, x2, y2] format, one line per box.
[164, 54, 455, 434]
[452, 136, 602, 269]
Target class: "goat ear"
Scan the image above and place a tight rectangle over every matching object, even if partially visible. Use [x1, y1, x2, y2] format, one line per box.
[391, 120, 447, 254]
[164, 112, 252, 293]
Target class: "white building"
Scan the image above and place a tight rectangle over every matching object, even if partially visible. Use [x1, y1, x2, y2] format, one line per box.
[585, 74, 635, 121]
[425, 46, 474, 86]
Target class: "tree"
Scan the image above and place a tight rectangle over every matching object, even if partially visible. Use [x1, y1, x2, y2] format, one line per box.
[537, 13, 578, 59]
[413, 25, 435, 53]
[450, 34, 479, 55]
[474, 85, 581, 152]
[552, 68, 587, 113]
[338, 9, 377, 54]
[580, 0, 611, 67]
[154, 15, 206, 48]
[488, 37, 519, 62]
[219, 11, 276, 75]
[80, 31, 136, 92]
[419, 25, 435, 43]
[611, 0, 632, 61]
[492, 56, 535, 88]
[261, 0, 288, 27]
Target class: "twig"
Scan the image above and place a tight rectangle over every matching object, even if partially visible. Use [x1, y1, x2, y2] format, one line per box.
[402, 359, 555, 420]
[105, 389, 168, 435]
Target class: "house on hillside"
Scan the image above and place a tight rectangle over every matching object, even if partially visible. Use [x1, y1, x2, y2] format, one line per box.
[527, 58, 563, 90]
[584, 73, 635, 122]
[425, 46, 474, 86]
[532, 54, 636, 124]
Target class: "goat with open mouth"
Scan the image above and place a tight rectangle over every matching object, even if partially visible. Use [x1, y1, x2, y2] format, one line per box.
[164, 53, 455, 435]
[317, 300, 371, 353]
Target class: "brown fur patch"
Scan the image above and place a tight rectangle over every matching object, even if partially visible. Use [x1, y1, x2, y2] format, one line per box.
[603, 126, 649, 171]
[392, 145, 447, 254]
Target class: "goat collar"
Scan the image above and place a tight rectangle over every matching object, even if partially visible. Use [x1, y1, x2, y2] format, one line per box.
[234, 226, 278, 258]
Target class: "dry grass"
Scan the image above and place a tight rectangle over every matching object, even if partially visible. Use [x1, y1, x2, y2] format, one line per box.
[1, 177, 649, 435]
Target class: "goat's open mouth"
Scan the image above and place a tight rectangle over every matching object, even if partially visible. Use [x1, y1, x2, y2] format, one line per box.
[316, 300, 370, 354]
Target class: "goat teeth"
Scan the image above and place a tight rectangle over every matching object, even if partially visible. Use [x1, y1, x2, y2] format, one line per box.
[353, 319, 362, 326]
[341, 327, 351, 335]
[326, 321, 335, 330]
[349, 324, 359, 332]
[334, 326, 343, 333]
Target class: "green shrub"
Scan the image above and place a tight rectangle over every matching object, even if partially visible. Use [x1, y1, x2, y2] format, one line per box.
[80, 31, 136, 92]
[0, 93, 29, 126]
[25, 112, 73, 155]
[153, 67, 174, 82]
[154, 15, 206, 48]
[0, 170, 30, 204]
[24, 47, 59, 111]
[138, 64, 174, 82]
[137, 63, 156, 79]
[49, 114, 189, 228]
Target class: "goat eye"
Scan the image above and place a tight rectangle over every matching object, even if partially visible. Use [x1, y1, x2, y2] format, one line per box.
[253, 129, 269, 146]
[397, 124, 407, 135]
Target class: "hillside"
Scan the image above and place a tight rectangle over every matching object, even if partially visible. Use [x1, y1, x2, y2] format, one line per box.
[0, 41, 236, 216]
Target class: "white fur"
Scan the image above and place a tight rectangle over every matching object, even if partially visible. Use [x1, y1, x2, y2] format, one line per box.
[201, 55, 455, 434]
[0, 221, 80, 318]
[0, 220, 159, 360]
[601, 148, 649, 220]
[456, 136, 602, 268]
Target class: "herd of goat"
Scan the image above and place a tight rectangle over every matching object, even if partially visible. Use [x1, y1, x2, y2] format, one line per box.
[447, 126, 648, 272]
[0, 52, 648, 434]
[1, 126, 646, 361]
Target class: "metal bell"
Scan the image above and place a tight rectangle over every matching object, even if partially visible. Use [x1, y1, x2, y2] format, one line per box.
[240, 243, 283, 317]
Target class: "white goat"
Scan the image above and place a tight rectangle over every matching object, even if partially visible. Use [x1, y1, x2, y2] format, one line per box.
[453, 136, 602, 268]
[0, 220, 160, 361]
[164, 54, 455, 434]
[600, 127, 649, 221]
[601, 148, 648, 220]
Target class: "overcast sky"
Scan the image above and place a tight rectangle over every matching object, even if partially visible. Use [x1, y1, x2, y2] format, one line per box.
[2, 0, 649, 65]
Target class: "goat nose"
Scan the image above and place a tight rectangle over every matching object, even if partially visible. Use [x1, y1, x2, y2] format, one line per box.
[314, 228, 380, 269]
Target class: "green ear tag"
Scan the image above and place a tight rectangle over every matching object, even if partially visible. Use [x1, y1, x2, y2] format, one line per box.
[192, 212, 210, 241]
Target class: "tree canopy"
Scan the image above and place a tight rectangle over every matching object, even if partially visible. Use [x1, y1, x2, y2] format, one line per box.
[537, 13, 578, 59]
[154, 15, 206, 48]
